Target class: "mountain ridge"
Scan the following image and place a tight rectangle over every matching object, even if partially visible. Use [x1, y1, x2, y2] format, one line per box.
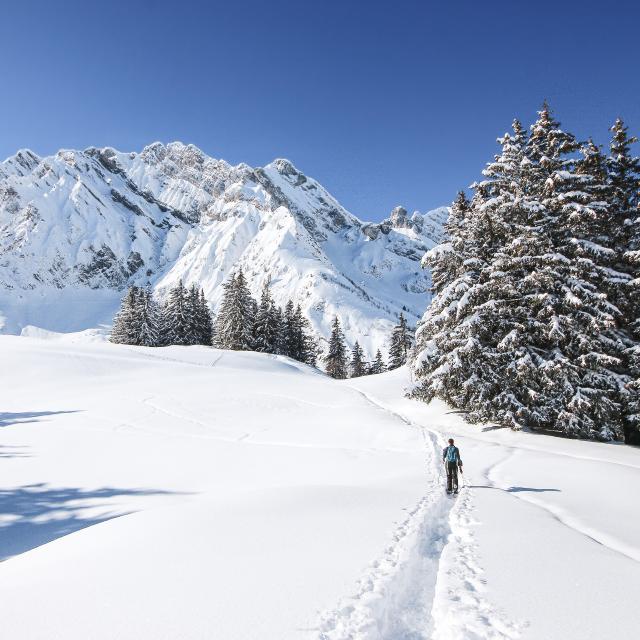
[0, 141, 447, 357]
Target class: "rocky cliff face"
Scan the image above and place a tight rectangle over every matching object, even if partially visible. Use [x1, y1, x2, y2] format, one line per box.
[0, 142, 447, 356]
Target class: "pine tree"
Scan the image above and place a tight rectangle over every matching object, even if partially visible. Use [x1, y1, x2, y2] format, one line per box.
[412, 122, 529, 426]
[606, 119, 640, 443]
[163, 280, 191, 346]
[413, 105, 628, 440]
[110, 286, 140, 344]
[388, 313, 413, 369]
[429, 190, 471, 298]
[540, 133, 625, 440]
[368, 349, 386, 375]
[294, 305, 318, 366]
[213, 270, 255, 350]
[349, 341, 366, 377]
[198, 289, 213, 346]
[137, 285, 160, 346]
[281, 300, 296, 358]
[324, 316, 348, 379]
[272, 306, 286, 355]
[253, 280, 279, 353]
[185, 284, 201, 346]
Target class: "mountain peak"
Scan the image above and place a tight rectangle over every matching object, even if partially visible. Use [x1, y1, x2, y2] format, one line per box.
[270, 158, 302, 177]
[0, 141, 448, 356]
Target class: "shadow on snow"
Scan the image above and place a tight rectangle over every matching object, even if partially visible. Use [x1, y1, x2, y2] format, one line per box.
[0, 483, 180, 561]
[468, 485, 561, 493]
[0, 410, 82, 429]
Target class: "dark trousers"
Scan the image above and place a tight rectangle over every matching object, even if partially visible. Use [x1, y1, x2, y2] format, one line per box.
[446, 462, 459, 491]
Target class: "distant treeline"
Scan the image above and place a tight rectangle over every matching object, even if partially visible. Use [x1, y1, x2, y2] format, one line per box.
[110, 269, 414, 378]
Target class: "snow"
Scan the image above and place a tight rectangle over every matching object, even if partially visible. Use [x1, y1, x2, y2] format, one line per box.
[2, 336, 638, 639]
[0, 336, 428, 639]
[350, 369, 640, 640]
[0, 142, 448, 358]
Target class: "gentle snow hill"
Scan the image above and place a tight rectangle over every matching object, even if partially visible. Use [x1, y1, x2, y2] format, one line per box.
[0, 143, 448, 356]
[0, 336, 432, 640]
[2, 336, 639, 640]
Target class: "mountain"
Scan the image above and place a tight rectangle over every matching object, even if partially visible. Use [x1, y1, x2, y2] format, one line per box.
[0, 142, 447, 357]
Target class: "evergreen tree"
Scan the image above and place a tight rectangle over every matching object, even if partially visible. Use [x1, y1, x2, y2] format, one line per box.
[413, 122, 530, 427]
[198, 289, 213, 346]
[281, 300, 296, 358]
[430, 190, 471, 298]
[388, 312, 413, 369]
[213, 270, 255, 350]
[607, 119, 640, 442]
[253, 280, 279, 353]
[163, 280, 191, 346]
[185, 284, 201, 346]
[324, 316, 348, 379]
[272, 306, 286, 355]
[413, 105, 628, 440]
[368, 349, 386, 375]
[137, 285, 160, 347]
[110, 286, 140, 344]
[349, 341, 366, 377]
[295, 305, 318, 366]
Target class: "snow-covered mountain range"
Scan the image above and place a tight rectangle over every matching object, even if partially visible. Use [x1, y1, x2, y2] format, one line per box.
[0, 142, 447, 355]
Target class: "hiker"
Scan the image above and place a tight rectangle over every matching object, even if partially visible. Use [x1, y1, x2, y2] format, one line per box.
[442, 438, 463, 494]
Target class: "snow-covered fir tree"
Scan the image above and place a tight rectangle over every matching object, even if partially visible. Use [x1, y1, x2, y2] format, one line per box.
[388, 312, 413, 369]
[110, 286, 142, 345]
[110, 285, 159, 347]
[282, 300, 301, 360]
[182, 285, 212, 346]
[137, 285, 160, 347]
[253, 280, 279, 353]
[198, 289, 213, 346]
[272, 306, 286, 355]
[295, 305, 318, 366]
[162, 280, 191, 346]
[349, 341, 366, 378]
[368, 349, 386, 375]
[606, 119, 640, 443]
[324, 316, 348, 379]
[413, 105, 634, 441]
[213, 270, 255, 350]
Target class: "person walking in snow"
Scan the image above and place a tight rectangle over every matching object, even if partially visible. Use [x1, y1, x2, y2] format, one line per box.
[443, 438, 463, 494]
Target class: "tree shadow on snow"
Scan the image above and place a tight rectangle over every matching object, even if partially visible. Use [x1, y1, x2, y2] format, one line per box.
[468, 485, 561, 493]
[0, 483, 181, 561]
[0, 445, 30, 458]
[0, 410, 81, 429]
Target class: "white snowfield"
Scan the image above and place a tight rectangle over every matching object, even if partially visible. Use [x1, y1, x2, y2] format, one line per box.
[1, 336, 639, 640]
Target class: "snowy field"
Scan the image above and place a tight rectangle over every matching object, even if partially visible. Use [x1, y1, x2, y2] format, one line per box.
[1, 336, 639, 639]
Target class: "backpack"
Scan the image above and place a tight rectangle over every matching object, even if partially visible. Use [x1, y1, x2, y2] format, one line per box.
[445, 446, 458, 463]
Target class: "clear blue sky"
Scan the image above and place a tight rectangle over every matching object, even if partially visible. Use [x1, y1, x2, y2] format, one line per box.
[1, 0, 638, 220]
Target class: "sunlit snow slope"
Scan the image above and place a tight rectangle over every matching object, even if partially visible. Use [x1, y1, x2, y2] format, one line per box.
[0, 144, 447, 356]
[1, 337, 639, 639]
[0, 336, 433, 640]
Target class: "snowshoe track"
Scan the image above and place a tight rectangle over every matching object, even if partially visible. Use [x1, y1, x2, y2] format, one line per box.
[318, 425, 451, 640]
[318, 389, 522, 640]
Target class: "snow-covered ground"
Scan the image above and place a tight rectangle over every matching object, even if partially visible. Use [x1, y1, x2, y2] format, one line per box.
[1, 336, 639, 639]
[350, 370, 640, 640]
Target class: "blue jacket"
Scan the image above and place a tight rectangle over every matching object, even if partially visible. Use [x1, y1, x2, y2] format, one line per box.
[443, 445, 462, 466]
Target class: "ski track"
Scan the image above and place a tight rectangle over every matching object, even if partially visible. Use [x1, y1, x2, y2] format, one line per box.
[317, 390, 521, 640]
[486, 449, 640, 563]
